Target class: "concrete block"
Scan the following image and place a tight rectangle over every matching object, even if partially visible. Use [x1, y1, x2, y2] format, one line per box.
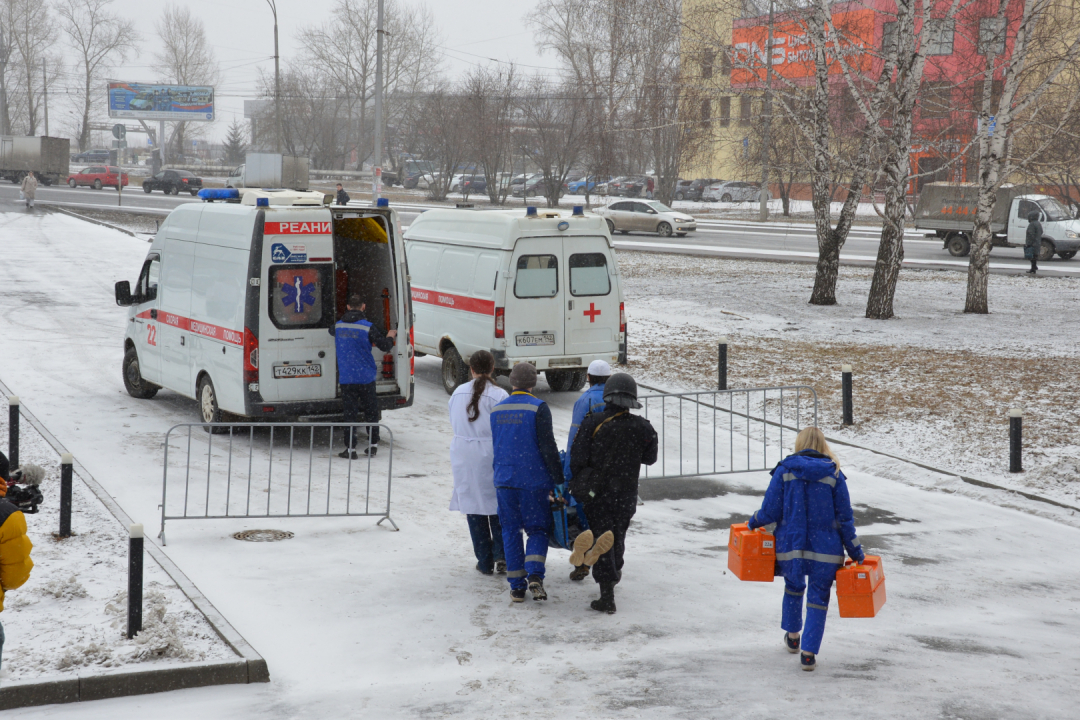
[0, 676, 79, 710]
[79, 660, 249, 701]
[247, 658, 271, 683]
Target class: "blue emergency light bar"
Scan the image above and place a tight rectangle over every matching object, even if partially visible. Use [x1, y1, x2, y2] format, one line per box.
[526, 206, 537, 217]
[572, 205, 584, 216]
[256, 197, 269, 207]
[377, 198, 389, 207]
[198, 188, 240, 201]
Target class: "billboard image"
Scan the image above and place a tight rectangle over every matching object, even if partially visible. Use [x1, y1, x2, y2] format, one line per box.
[108, 81, 215, 121]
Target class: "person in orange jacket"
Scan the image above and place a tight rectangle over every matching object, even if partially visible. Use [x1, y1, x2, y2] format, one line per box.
[0, 451, 34, 673]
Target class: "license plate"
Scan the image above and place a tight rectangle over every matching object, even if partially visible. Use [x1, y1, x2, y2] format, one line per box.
[273, 364, 322, 378]
[516, 334, 555, 347]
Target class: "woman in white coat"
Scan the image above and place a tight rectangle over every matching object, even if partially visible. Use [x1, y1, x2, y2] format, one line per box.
[448, 350, 509, 575]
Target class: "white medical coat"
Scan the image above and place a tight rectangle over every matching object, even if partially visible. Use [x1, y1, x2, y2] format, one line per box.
[448, 379, 508, 515]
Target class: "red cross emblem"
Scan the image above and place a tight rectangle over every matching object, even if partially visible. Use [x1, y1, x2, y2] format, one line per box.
[583, 303, 601, 323]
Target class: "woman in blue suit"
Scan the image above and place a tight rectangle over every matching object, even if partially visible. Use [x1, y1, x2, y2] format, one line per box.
[746, 427, 864, 671]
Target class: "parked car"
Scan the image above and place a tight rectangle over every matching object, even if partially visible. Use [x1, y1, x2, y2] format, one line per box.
[71, 148, 110, 164]
[704, 181, 766, 203]
[461, 175, 487, 194]
[595, 200, 697, 237]
[564, 175, 604, 194]
[596, 176, 624, 195]
[675, 178, 721, 202]
[620, 176, 650, 197]
[67, 165, 128, 190]
[512, 175, 557, 198]
[142, 169, 203, 195]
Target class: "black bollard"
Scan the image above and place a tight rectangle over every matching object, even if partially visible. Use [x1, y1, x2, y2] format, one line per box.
[60, 453, 73, 537]
[127, 524, 144, 639]
[8, 396, 18, 470]
[1009, 409, 1023, 473]
[841, 365, 853, 426]
[718, 337, 729, 391]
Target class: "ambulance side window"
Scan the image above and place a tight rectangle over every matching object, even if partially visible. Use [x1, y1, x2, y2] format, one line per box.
[136, 254, 160, 302]
[514, 255, 558, 298]
[569, 253, 610, 296]
[268, 264, 335, 329]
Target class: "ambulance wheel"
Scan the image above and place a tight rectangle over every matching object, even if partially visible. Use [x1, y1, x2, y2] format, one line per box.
[441, 347, 469, 395]
[568, 370, 587, 392]
[546, 370, 575, 392]
[657, 222, 673, 237]
[197, 375, 229, 432]
[122, 348, 159, 399]
[606, 219, 615, 234]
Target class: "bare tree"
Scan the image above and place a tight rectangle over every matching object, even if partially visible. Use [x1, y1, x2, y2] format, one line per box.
[518, 78, 587, 208]
[59, 0, 138, 151]
[152, 4, 219, 160]
[3, 0, 56, 135]
[409, 87, 470, 201]
[462, 66, 519, 204]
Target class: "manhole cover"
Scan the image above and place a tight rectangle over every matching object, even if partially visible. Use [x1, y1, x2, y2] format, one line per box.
[232, 529, 294, 542]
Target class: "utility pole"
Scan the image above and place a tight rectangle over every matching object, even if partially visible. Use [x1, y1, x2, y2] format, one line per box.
[0, 26, 9, 136]
[267, 0, 282, 153]
[41, 59, 49, 136]
[758, 0, 775, 222]
[372, 0, 384, 205]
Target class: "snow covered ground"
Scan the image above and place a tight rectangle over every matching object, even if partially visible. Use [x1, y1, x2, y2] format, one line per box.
[0, 412, 236, 680]
[0, 210, 1077, 717]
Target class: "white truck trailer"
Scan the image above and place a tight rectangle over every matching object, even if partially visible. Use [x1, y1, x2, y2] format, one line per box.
[0, 136, 70, 186]
[226, 153, 310, 191]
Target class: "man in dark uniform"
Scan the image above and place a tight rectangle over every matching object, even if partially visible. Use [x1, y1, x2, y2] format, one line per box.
[569, 373, 657, 614]
[335, 183, 351, 206]
[329, 294, 396, 458]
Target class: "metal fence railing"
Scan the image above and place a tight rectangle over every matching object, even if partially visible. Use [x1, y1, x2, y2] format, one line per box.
[159, 423, 396, 544]
[637, 386, 818, 479]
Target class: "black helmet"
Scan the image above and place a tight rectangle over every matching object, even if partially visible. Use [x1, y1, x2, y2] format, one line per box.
[603, 373, 642, 409]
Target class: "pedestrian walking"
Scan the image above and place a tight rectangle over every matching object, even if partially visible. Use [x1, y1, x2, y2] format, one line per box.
[20, 173, 37, 209]
[328, 294, 396, 458]
[0, 452, 34, 675]
[335, 183, 350, 206]
[1025, 210, 1042, 275]
[745, 427, 864, 671]
[449, 350, 509, 576]
[568, 373, 657, 614]
[490, 363, 564, 602]
[645, 176, 655, 199]
[563, 360, 611, 582]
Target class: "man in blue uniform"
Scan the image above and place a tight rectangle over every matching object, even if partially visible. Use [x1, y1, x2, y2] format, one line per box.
[329, 294, 396, 459]
[563, 360, 610, 581]
[491, 363, 564, 602]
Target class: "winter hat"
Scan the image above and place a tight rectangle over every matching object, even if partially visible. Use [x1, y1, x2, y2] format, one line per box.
[587, 360, 612, 377]
[508, 363, 538, 389]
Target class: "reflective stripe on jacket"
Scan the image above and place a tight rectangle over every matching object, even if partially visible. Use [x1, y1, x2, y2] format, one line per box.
[748, 450, 863, 575]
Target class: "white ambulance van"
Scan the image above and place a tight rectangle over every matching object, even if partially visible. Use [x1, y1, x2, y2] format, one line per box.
[404, 206, 625, 394]
[114, 189, 414, 423]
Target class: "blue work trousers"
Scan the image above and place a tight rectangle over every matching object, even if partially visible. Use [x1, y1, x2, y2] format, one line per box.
[466, 514, 505, 573]
[496, 486, 550, 590]
[782, 572, 834, 655]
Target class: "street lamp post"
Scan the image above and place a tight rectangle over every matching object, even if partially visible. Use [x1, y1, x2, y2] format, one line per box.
[372, 0, 384, 205]
[759, 0, 775, 222]
[266, 0, 282, 153]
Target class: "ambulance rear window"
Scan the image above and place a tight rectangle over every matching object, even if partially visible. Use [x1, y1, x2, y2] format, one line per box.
[514, 255, 558, 298]
[269, 265, 334, 329]
[569, 253, 610, 296]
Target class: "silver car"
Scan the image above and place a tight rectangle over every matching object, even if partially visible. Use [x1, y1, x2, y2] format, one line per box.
[596, 200, 697, 237]
[703, 180, 767, 203]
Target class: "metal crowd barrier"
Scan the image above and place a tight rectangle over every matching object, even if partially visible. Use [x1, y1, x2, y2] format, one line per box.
[637, 386, 818, 479]
[159, 422, 396, 544]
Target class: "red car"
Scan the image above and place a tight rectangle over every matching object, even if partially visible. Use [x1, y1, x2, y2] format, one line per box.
[67, 166, 129, 190]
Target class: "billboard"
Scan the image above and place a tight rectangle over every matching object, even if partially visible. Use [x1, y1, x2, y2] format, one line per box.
[108, 81, 215, 121]
[730, 8, 876, 87]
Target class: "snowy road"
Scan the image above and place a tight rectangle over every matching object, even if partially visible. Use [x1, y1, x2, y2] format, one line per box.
[1, 210, 1078, 718]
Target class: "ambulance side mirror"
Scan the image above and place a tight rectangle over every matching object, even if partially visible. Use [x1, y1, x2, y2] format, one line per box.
[115, 280, 133, 307]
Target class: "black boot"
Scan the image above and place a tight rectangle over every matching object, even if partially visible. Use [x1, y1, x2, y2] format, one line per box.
[590, 582, 616, 614]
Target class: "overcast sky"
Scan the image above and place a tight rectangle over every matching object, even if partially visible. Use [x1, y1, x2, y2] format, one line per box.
[94, 0, 552, 144]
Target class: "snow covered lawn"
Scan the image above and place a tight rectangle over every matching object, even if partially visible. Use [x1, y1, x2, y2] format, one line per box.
[0, 210, 1077, 718]
[0, 400, 236, 681]
[619, 251, 1080, 509]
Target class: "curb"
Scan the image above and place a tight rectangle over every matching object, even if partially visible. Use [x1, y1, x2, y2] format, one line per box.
[46, 205, 149, 238]
[0, 379, 269, 711]
[636, 381, 1080, 515]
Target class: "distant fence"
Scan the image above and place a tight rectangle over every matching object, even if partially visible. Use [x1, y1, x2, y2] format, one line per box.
[638, 386, 818, 479]
[159, 422, 396, 544]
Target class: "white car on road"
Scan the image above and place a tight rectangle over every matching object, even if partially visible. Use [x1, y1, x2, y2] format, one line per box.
[595, 200, 697, 237]
[703, 181, 767, 203]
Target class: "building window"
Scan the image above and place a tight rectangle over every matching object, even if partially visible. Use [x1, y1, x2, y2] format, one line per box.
[978, 17, 1005, 56]
[721, 45, 732, 75]
[882, 21, 897, 56]
[739, 95, 752, 125]
[919, 81, 953, 119]
[701, 50, 715, 80]
[701, 99, 712, 124]
[719, 96, 731, 127]
[924, 19, 955, 56]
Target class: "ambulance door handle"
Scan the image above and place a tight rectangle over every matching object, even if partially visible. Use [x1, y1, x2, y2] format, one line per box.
[180, 336, 185, 346]
[150, 309, 157, 320]
[568, 300, 573, 310]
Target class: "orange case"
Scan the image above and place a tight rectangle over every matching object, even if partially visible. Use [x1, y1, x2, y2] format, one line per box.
[835, 555, 887, 618]
[727, 523, 776, 582]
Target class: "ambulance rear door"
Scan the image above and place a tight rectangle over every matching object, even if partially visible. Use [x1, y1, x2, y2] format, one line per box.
[562, 236, 621, 358]
[258, 213, 338, 403]
[505, 237, 565, 357]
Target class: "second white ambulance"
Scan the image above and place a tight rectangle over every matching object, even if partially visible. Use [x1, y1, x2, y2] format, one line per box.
[404, 206, 625, 394]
